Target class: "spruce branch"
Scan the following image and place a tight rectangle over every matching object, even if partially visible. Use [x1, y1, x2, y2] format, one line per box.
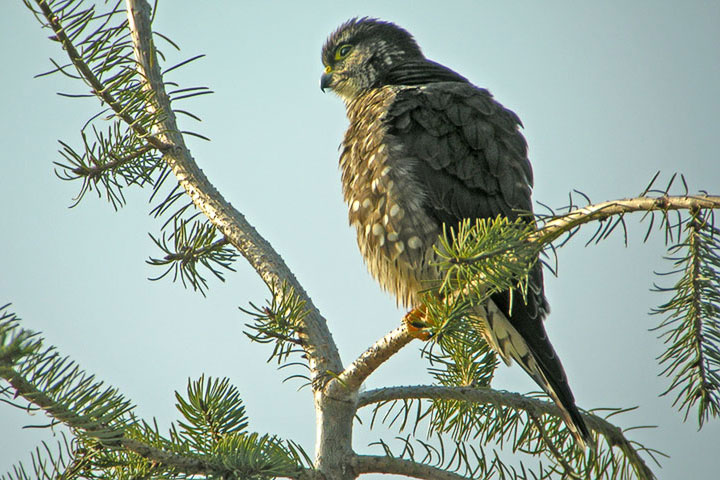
[69, 142, 154, 179]
[174, 375, 249, 452]
[0, 432, 100, 480]
[243, 281, 309, 375]
[423, 314, 498, 392]
[1, 311, 311, 479]
[0, 316, 213, 476]
[527, 412, 582, 479]
[32, 0, 167, 150]
[147, 219, 237, 296]
[651, 208, 720, 426]
[536, 194, 720, 245]
[123, 0, 342, 381]
[27, 0, 171, 209]
[359, 385, 658, 480]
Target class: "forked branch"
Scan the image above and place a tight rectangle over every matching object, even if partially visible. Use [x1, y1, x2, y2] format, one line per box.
[123, 0, 341, 379]
[326, 326, 414, 399]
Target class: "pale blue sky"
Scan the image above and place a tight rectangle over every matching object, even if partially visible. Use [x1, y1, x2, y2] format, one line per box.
[1, 1, 719, 478]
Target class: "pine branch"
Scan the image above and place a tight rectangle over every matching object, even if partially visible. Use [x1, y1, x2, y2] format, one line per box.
[147, 219, 238, 296]
[123, 0, 342, 382]
[352, 454, 470, 480]
[358, 385, 657, 480]
[33, 0, 167, 151]
[1, 312, 312, 480]
[651, 208, 720, 426]
[536, 195, 720, 244]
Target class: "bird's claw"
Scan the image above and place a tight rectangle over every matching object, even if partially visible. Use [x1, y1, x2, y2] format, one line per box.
[403, 306, 432, 341]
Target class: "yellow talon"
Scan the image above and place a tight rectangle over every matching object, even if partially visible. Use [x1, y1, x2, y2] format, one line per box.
[403, 306, 432, 341]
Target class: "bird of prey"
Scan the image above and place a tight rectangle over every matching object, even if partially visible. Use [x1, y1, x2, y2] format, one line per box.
[320, 17, 591, 447]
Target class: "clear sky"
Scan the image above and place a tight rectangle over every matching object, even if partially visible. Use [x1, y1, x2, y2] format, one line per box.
[1, 1, 719, 478]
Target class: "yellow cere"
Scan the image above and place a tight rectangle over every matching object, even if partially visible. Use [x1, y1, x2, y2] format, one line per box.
[324, 65, 332, 74]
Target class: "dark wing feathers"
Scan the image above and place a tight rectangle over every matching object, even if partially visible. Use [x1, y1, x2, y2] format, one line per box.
[382, 60, 468, 86]
[385, 81, 591, 445]
[387, 83, 532, 219]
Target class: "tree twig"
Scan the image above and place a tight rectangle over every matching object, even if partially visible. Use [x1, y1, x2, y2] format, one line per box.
[537, 195, 720, 243]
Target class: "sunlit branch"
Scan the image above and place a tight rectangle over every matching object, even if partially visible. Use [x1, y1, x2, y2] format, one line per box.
[326, 326, 414, 399]
[537, 195, 720, 243]
[124, 0, 342, 380]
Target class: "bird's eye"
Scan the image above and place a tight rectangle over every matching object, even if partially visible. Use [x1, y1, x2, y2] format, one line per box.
[335, 44, 353, 61]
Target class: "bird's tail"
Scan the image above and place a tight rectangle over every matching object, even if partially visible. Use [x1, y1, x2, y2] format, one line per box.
[474, 300, 593, 449]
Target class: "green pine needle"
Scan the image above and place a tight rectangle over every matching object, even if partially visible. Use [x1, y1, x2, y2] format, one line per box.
[174, 375, 249, 451]
[652, 209, 720, 426]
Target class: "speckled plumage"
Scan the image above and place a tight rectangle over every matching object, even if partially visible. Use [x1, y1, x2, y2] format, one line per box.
[321, 17, 591, 447]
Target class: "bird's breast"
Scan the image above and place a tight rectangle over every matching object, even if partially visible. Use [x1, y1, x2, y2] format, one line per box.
[341, 89, 441, 307]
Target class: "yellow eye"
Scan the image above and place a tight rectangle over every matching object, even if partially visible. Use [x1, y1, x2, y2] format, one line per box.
[335, 44, 353, 61]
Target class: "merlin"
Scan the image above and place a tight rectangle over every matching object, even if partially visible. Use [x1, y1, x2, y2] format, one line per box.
[321, 17, 591, 447]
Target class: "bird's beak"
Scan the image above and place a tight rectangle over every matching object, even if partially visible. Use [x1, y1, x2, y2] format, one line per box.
[320, 71, 333, 92]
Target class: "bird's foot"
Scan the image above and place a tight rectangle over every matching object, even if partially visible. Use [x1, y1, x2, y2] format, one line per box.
[403, 306, 432, 341]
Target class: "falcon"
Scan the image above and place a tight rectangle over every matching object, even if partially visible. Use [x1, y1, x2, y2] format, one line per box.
[320, 17, 591, 447]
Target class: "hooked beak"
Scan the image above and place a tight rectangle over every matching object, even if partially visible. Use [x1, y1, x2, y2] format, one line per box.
[320, 71, 333, 92]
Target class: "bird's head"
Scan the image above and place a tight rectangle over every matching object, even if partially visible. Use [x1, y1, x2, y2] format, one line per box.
[320, 17, 424, 100]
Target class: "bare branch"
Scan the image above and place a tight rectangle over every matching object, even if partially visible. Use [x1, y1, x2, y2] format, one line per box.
[326, 326, 414, 399]
[358, 385, 655, 480]
[123, 0, 342, 381]
[537, 195, 720, 243]
[352, 454, 470, 480]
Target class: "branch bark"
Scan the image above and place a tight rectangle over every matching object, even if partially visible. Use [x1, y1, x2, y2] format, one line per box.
[536, 194, 720, 242]
[352, 455, 470, 480]
[326, 326, 414, 400]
